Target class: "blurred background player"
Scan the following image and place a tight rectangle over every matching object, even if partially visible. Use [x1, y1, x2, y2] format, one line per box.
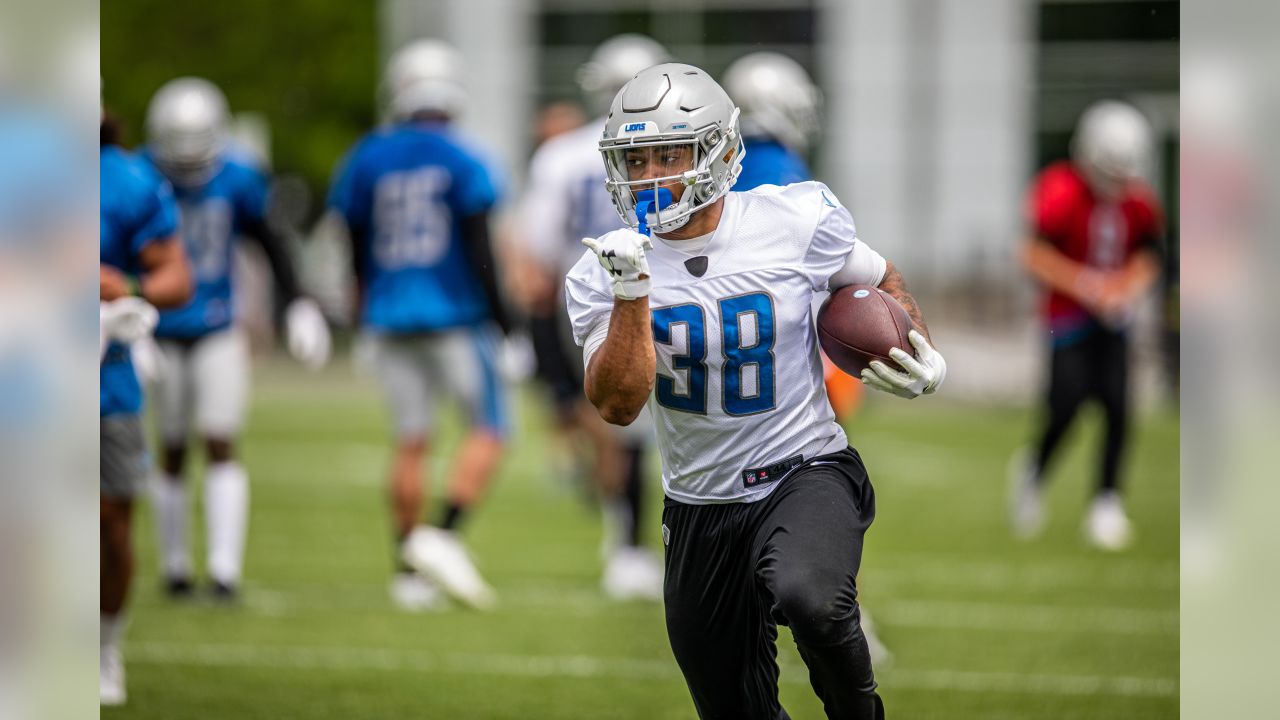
[1012, 100, 1163, 551]
[723, 50, 864, 423]
[329, 39, 511, 610]
[517, 34, 669, 601]
[100, 114, 193, 704]
[143, 77, 332, 600]
[724, 50, 888, 665]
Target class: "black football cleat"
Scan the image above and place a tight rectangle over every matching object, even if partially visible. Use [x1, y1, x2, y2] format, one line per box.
[165, 576, 195, 598]
[210, 581, 239, 603]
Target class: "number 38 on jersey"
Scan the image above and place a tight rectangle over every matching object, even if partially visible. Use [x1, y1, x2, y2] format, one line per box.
[651, 291, 776, 416]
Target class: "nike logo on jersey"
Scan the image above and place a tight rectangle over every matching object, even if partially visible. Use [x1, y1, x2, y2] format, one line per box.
[684, 256, 709, 277]
[821, 191, 838, 209]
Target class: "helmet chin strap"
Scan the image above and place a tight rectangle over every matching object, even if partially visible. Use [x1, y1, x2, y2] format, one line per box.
[634, 187, 675, 237]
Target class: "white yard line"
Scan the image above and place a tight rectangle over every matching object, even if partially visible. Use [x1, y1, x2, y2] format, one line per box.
[128, 641, 1177, 699]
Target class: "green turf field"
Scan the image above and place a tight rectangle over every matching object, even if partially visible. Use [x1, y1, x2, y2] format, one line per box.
[106, 358, 1178, 719]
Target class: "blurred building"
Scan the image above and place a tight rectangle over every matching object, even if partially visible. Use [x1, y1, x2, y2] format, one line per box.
[380, 0, 1176, 315]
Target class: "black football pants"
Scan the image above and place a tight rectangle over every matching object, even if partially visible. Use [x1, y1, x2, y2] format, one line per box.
[1033, 326, 1130, 494]
[662, 447, 885, 720]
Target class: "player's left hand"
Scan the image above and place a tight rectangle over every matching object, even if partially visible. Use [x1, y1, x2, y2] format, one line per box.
[285, 298, 331, 370]
[582, 229, 654, 300]
[100, 297, 159, 357]
[861, 330, 946, 399]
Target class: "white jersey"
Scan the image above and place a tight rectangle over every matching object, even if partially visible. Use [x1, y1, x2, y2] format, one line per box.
[522, 117, 624, 276]
[566, 181, 886, 504]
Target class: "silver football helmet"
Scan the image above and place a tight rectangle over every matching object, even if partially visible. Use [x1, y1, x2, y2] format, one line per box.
[1070, 100, 1153, 199]
[599, 63, 744, 235]
[383, 39, 465, 121]
[145, 77, 229, 187]
[577, 34, 670, 115]
[723, 51, 821, 153]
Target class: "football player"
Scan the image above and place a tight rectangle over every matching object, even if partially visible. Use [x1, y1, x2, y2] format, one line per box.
[519, 34, 669, 601]
[101, 121, 193, 705]
[328, 39, 511, 610]
[725, 50, 890, 667]
[1013, 100, 1163, 550]
[567, 64, 946, 719]
[143, 77, 331, 600]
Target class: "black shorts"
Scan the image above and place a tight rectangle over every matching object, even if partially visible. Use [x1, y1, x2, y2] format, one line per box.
[662, 447, 884, 720]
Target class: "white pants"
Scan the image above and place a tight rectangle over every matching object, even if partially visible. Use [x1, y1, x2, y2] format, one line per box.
[153, 328, 250, 444]
[365, 326, 509, 441]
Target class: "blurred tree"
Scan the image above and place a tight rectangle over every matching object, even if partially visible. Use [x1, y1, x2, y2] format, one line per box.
[102, 0, 377, 212]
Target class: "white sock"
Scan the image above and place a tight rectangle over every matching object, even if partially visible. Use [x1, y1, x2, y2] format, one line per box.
[205, 462, 249, 586]
[150, 474, 191, 578]
[101, 613, 126, 654]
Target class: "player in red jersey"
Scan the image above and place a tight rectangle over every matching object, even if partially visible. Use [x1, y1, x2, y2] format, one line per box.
[1012, 101, 1164, 550]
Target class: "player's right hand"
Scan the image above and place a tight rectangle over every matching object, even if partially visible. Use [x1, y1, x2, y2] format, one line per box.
[582, 229, 654, 300]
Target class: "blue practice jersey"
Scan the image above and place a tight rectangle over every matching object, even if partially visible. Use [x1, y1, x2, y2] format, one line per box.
[100, 146, 179, 417]
[144, 150, 270, 339]
[328, 122, 501, 333]
[735, 138, 812, 191]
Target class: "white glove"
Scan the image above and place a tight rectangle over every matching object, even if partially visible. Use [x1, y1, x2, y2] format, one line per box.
[130, 335, 165, 385]
[581, 229, 653, 300]
[860, 329, 946, 399]
[285, 298, 331, 370]
[100, 297, 159, 361]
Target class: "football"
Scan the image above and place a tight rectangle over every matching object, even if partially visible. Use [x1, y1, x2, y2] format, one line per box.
[817, 284, 915, 377]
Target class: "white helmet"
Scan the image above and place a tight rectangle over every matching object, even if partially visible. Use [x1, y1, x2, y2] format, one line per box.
[145, 77, 229, 187]
[599, 63, 743, 235]
[577, 34, 670, 115]
[723, 51, 821, 153]
[1070, 100, 1152, 199]
[383, 39, 465, 121]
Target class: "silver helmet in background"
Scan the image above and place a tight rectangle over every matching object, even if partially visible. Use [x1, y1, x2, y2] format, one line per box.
[146, 77, 229, 187]
[383, 38, 466, 122]
[723, 51, 822, 153]
[1070, 100, 1153, 199]
[599, 63, 743, 235]
[577, 34, 671, 116]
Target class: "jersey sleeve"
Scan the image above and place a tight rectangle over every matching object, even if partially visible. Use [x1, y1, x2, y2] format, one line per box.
[564, 251, 613, 348]
[453, 152, 501, 217]
[327, 146, 370, 236]
[1129, 184, 1165, 258]
[1027, 165, 1075, 243]
[234, 162, 271, 224]
[130, 170, 179, 255]
[803, 183, 885, 290]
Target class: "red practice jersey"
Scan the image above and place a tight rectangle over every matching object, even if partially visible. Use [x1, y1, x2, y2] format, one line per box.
[1027, 161, 1163, 333]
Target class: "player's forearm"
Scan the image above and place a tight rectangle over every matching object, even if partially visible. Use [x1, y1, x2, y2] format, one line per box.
[1120, 250, 1160, 298]
[245, 217, 302, 302]
[585, 298, 656, 426]
[139, 236, 194, 309]
[877, 261, 932, 343]
[1021, 238, 1091, 300]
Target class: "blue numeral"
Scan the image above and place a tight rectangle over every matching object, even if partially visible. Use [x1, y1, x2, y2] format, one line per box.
[719, 294, 776, 415]
[652, 304, 707, 413]
[651, 292, 776, 416]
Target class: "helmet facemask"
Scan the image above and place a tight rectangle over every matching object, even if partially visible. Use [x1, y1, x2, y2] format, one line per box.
[600, 109, 743, 236]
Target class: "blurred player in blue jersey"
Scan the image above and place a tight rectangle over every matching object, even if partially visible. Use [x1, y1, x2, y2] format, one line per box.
[329, 40, 511, 611]
[725, 51, 890, 666]
[725, 52, 818, 191]
[518, 34, 669, 601]
[100, 116, 193, 705]
[142, 78, 331, 600]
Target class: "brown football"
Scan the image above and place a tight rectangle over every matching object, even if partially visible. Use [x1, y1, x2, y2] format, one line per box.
[817, 285, 915, 377]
